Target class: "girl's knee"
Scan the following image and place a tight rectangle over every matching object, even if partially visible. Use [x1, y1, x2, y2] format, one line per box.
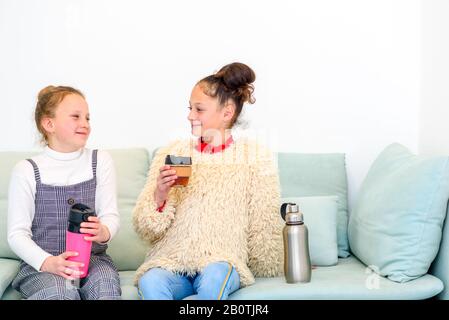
[140, 268, 170, 286]
[80, 275, 121, 300]
[138, 268, 174, 300]
[202, 262, 234, 281]
[196, 262, 240, 300]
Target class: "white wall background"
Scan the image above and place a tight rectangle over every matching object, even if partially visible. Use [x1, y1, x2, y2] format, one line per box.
[0, 0, 439, 209]
[420, 0, 449, 156]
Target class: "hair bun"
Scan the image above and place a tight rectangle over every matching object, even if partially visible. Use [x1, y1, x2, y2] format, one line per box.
[37, 85, 56, 102]
[215, 62, 255, 91]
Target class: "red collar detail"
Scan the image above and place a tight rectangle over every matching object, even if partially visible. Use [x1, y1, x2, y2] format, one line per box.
[196, 136, 234, 154]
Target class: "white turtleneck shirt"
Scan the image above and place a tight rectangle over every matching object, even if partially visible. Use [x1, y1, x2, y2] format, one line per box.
[7, 146, 120, 272]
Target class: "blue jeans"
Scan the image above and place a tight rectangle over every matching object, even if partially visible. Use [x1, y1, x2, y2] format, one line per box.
[138, 261, 240, 300]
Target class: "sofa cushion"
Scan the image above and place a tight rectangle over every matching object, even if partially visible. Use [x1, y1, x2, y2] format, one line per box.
[0, 151, 38, 260]
[229, 256, 443, 300]
[4, 257, 443, 300]
[430, 206, 449, 299]
[119, 271, 141, 300]
[0, 258, 20, 297]
[348, 143, 449, 282]
[277, 152, 349, 257]
[117, 257, 443, 300]
[0, 285, 21, 300]
[281, 196, 338, 266]
[106, 148, 151, 271]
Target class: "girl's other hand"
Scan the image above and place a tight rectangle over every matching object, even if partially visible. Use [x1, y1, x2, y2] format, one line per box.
[80, 216, 111, 243]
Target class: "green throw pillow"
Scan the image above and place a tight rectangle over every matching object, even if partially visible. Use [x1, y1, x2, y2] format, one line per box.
[348, 143, 449, 282]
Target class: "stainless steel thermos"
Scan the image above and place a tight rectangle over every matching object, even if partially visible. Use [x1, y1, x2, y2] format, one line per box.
[280, 202, 311, 283]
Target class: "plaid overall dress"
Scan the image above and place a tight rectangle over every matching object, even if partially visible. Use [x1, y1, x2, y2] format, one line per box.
[12, 150, 121, 300]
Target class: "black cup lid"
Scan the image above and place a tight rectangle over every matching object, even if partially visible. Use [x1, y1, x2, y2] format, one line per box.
[165, 155, 192, 165]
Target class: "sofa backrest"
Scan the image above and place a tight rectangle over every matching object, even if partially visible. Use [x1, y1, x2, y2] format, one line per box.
[276, 152, 350, 258]
[0, 152, 37, 260]
[105, 149, 150, 271]
[0, 148, 350, 268]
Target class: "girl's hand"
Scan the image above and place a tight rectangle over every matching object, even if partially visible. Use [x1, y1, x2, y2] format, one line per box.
[80, 216, 111, 243]
[40, 252, 85, 280]
[154, 165, 177, 207]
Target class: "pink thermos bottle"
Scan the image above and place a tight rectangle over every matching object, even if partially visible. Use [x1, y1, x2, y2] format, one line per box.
[66, 203, 95, 278]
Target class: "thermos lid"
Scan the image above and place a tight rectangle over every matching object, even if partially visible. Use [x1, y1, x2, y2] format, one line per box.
[68, 203, 96, 233]
[286, 211, 304, 224]
[280, 202, 304, 224]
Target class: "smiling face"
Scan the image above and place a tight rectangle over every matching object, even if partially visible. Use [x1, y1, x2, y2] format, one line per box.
[188, 84, 235, 142]
[41, 94, 90, 152]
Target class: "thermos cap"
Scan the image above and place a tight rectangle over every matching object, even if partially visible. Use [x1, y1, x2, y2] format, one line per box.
[280, 202, 304, 224]
[68, 203, 96, 233]
[287, 204, 299, 213]
[286, 211, 304, 224]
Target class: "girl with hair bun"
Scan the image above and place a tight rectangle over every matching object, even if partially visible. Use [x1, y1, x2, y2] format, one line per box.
[133, 62, 283, 300]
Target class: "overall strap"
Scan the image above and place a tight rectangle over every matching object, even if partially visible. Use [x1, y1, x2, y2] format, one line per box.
[26, 159, 41, 183]
[92, 149, 98, 178]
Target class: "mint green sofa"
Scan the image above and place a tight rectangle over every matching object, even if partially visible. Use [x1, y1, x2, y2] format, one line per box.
[1, 148, 447, 300]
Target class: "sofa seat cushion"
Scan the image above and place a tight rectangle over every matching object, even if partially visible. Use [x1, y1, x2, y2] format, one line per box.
[229, 256, 443, 300]
[0, 258, 20, 297]
[1, 285, 21, 300]
[117, 257, 443, 300]
[3, 259, 444, 300]
[119, 271, 141, 300]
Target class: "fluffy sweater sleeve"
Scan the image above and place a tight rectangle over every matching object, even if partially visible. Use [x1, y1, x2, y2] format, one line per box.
[247, 148, 284, 277]
[132, 145, 178, 244]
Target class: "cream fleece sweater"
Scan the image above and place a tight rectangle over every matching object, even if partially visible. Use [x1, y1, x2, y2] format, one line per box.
[132, 138, 284, 287]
